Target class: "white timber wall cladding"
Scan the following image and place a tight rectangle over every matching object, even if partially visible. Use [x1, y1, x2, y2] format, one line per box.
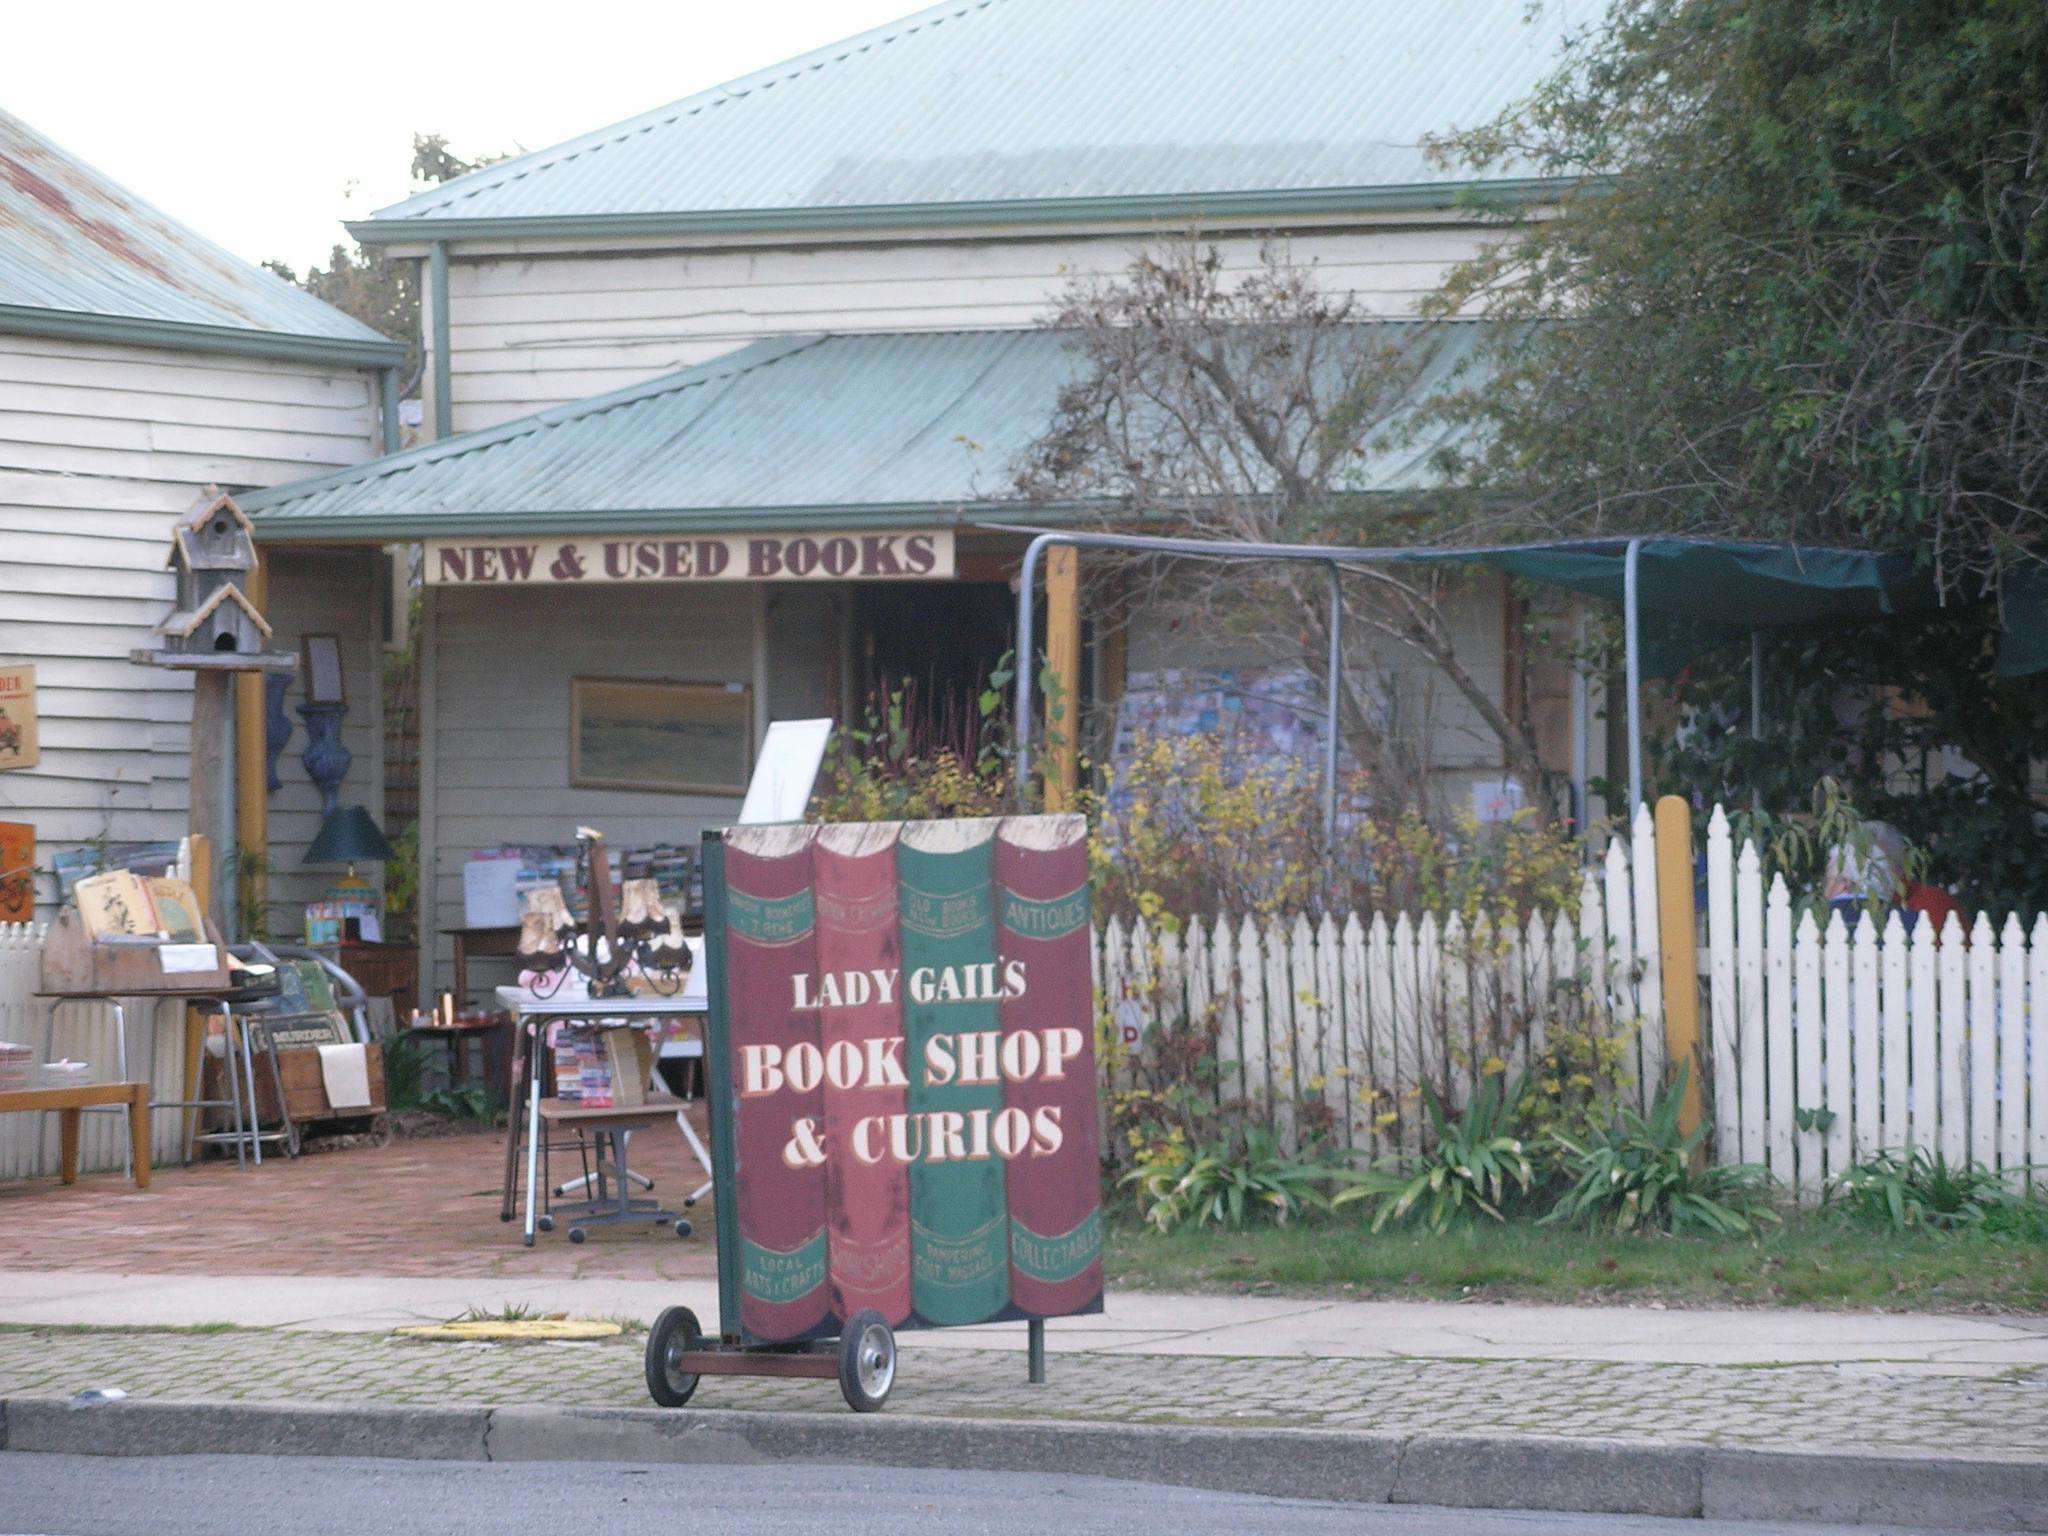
[444, 224, 1494, 430]
[0, 333, 381, 915]
[0, 922, 190, 1177]
[262, 547, 382, 930]
[1096, 805, 2043, 1199]
[424, 581, 838, 1000]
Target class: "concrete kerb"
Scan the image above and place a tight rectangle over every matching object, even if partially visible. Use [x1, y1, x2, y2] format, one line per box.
[4, 1397, 2044, 1530]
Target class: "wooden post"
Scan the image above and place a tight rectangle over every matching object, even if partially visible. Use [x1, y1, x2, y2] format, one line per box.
[189, 677, 232, 933]
[1043, 545, 1080, 811]
[1654, 794, 1703, 1136]
[234, 560, 269, 938]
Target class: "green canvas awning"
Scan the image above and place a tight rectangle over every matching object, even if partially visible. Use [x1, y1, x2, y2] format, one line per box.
[1000, 527, 2044, 833]
[1434, 538, 2039, 680]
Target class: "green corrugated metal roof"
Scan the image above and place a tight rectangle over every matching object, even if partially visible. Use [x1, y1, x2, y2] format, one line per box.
[239, 326, 1480, 540]
[0, 109, 402, 367]
[358, 0, 1583, 242]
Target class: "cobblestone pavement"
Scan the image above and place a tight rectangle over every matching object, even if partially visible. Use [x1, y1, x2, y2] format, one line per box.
[3, 1327, 2043, 1456]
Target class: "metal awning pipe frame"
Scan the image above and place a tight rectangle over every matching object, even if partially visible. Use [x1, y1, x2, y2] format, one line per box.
[1624, 536, 1643, 815]
[1002, 524, 1658, 824]
[1010, 529, 1362, 829]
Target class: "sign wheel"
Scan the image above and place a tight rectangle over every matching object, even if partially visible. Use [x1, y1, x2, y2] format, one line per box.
[838, 1310, 897, 1413]
[645, 1306, 703, 1408]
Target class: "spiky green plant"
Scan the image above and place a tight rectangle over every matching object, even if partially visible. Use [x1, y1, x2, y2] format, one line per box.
[1545, 1060, 1777, 1235]
[1350, 1071, 1535, 1233]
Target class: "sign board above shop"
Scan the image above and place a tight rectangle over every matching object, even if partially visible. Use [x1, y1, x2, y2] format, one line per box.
[425, 530, 954, 587]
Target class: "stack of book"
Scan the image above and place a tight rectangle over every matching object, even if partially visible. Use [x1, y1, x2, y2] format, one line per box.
[552, 1030, 607, 1107]
[71, 871, 205, 941]
[0, 1042, 30, 1093]
[549, 1025, 652, 1110]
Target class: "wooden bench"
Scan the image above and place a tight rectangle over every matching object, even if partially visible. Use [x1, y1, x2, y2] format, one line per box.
[0, 1082, 151, 1188]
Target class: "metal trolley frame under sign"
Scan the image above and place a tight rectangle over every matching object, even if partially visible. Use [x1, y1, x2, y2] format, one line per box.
[643, 826, 1095, 1415]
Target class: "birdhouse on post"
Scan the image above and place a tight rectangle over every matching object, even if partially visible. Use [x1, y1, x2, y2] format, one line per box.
[133, 487, 298, 936]
[139, 489, 295, 673]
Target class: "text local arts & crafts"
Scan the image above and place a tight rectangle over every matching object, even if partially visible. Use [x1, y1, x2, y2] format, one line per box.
[744, 960, 1085, 1171]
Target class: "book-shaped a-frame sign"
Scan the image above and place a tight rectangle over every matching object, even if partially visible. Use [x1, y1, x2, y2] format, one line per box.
[699, 815, 1102, 1346]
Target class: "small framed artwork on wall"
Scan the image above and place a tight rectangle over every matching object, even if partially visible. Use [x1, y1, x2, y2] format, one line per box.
[569, 677, 753, 796]
[301, 634, 345, 704]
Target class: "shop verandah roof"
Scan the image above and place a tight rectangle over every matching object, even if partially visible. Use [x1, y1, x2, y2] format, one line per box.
[236, 326, 1482, 541]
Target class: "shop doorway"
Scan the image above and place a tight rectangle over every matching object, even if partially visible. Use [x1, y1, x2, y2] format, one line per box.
[851, 581, 1015, 748]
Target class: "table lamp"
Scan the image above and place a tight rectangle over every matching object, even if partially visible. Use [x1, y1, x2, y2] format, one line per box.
[304, 805, 396, 932]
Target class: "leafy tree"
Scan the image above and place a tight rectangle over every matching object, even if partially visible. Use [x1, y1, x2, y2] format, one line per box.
[1429, 0, 2048, 907]
[265, 245, 418, 380]
[265, 134, 508, 388]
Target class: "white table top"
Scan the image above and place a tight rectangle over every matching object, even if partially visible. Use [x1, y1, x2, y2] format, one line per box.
[494, 986, 705, 1018]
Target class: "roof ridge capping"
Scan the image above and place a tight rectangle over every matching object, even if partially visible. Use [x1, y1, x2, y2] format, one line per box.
[369, 0, 997, 223]
[355, 0, 1579, 241]
[238, 334, 827, 515]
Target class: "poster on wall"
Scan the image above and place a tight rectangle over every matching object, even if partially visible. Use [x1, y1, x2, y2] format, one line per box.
[0, 822, 32, 923]
[701, 815, 1102, 1346]
[0, 665, 38, 772]
[570, 677, 753, 796]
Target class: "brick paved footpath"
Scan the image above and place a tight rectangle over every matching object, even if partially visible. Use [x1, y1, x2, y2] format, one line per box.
[3, 1325, 2043, 1458]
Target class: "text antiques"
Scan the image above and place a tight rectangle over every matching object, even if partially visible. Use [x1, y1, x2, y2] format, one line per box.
[426, 530, 954, 586]
[703, 817, 1102, 1346]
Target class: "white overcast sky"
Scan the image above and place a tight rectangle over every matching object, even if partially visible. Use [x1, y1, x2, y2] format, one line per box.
[6, 0, 916, 273]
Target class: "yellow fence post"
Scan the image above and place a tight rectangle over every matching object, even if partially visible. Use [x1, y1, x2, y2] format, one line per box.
[1654, 794, 1703, 1136]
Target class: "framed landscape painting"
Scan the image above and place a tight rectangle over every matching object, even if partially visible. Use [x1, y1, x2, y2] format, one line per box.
[570, 677, 753, 796]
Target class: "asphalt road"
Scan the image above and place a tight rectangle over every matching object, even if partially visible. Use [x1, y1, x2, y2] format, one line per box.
[0, 1455, 2007, 1536]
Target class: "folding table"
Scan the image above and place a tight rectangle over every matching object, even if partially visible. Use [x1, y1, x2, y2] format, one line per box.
[494, 988, 711, 1246]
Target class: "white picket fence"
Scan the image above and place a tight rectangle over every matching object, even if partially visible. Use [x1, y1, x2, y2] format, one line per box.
[0, 921, 191, 1178]
[3, 802, 2039, 1195]
[1094, 805, 2045, 1196]
[1702, 808, 2047, 1194]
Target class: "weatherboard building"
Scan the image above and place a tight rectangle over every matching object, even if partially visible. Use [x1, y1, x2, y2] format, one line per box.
[228, 0, 1602, 1004]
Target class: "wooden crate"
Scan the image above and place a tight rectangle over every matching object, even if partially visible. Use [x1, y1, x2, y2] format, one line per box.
[204, 1041, 385, 1127]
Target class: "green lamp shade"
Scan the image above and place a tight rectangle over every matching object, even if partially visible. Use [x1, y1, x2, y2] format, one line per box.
[304, 805, 395, 866]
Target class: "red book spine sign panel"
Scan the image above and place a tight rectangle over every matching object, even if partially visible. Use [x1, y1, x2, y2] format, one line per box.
[812, 823, 913, 1326]
[996, 814, 1103, 1315]
[726, 825, 831, 1341]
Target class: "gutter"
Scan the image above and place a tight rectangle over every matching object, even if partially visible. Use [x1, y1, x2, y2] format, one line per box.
[0, 303, 404, 370]
[345, 178, 1577, 248]
[245, 500, 1105, 545]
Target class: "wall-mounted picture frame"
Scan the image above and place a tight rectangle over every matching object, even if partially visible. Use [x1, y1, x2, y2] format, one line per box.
[570, 677, 753, 796]
[301, 633, 345, 704]
[0, 664, 39, 772]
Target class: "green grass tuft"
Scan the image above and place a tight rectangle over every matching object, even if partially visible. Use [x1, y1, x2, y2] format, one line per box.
[1105, 1210, 2047, 1311]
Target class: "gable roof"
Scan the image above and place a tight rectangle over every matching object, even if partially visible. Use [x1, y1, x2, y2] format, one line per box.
[156, 581, 273, 643]
[356, 0, 1581, 244]
[239, 326, 1483, 542]
[0, 109, 403, 368]
[168, 488, 259, 571]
